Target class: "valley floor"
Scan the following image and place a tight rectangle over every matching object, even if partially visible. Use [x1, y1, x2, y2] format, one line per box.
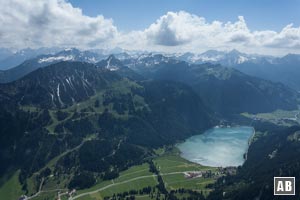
[1, 148, 221, 200]
[242, 108, 300, 127]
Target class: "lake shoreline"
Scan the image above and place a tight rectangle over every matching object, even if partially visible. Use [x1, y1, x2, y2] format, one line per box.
[177, 126, 255, 167]
[244, 127, 256, 161]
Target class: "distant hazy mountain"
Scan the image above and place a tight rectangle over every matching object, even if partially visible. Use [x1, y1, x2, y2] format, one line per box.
[34, 48, 107, 65]
[0, 47, 63, 70]
[2, 47, 300, 93]
[90, 47, 147, 59]
[237, 54, 300, 91]
[0, 48, 13, 62]
[171, 50, 300, 91]
[172, 49, 274, 65]
[0, 48, 106, 83]
[129, 54, 298, 114]
[97, 55, 125, 71]
[96, 55, 144, 80]
[122, 53, 179, 72]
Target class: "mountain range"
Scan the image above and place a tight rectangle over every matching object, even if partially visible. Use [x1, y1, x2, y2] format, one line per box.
[1, 48, 300, 92]
[0, 48, 298, 114]
[171, 50, 300, 91]
[129, 59, 298, 114]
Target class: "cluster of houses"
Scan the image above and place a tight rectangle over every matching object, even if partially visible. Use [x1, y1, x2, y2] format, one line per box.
[183, 167, 237, 180]
[183, 171, 203, 179]
[183, 170, 215, 179]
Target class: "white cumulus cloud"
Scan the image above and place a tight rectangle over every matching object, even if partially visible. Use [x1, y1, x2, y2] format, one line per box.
[0, 0, 118, 49]
[133, 11, 300, 55]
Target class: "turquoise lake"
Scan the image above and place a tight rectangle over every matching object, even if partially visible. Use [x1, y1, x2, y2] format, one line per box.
[177, 126, 254, 167]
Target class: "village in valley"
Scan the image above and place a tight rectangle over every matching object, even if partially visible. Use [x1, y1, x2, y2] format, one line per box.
[183, 166, 237, 179]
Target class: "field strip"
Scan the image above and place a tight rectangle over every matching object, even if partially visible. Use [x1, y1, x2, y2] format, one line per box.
[118, 169, 149, 178]
[161, 172, 184, 176]
[162, 159, 188, 165]
[167, 178, 203, 185]
[70, 171, 190, 200]
[28, 171, 191, 200]
[70, 175, 157, 200]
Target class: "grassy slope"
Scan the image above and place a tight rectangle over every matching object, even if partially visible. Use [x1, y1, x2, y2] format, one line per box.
[0, 170, 23, 200]
[0, 148, 217, 200]
[76, 149, 218, 199]
[76, 163, 158, 200]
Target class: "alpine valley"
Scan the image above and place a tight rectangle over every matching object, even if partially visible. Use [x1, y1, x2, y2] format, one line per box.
[0, 48, 300, 200]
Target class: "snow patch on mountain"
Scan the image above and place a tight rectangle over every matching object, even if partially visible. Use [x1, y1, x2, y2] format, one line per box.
[237, 56, 249, 64]
[38, 55, 74, 63]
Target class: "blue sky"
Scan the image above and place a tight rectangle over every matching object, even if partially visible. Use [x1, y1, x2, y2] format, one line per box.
[1, 0, 300, 55]
[69, 0, 300, 32]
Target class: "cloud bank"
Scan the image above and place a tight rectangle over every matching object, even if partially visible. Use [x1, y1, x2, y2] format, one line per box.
[0, 0, 300, 55]
[0, 0, 118, 49]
